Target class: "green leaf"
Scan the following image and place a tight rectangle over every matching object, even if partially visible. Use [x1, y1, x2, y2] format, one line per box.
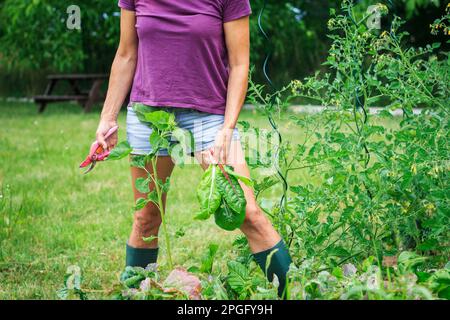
[132, 103, 158, 123]
[144, 110, 176, 131]
[416, 271, 432, 283]
[161, 177, 171, 193]
[216, 169, 246, 217]
[214, 200, 245, 231]
[142, 235, 158, 243]
[108, 141, 132, 161]
[187, 266, 200, 273]
[196, 165, 222, 217]
[255, 176, 279, 193]
[438, 287, 450, 300]
[427, 269, 450, 299]
[175, 228, 185, 238]
[149, 130, 169, 153]
[194, 209, 212, 221]
[135, 177, 150, 194]
[223, 165, 254, 187]
[431, 42, 441, 49]
[398, 251, 427, 271]
[147, 190, 158, 204]
[123, 274, 145, 288]
[332, 266, 344, 279]
[417, 239, 439, 251]
[149, 130, 162, 147]
[200, 243, 219, 274]
[227, 261, 250, 293]
[130, 155, 147, 168]
[238, 120, 251, 132]
[134, 198, 148, 210]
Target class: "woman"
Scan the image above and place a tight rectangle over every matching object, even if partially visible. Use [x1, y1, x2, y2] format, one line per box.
[95, 0, 292, 297]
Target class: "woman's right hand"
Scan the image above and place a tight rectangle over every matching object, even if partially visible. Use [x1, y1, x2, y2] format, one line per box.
[96, 119, 119, 151]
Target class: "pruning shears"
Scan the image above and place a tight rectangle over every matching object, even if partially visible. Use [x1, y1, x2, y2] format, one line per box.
[79, 126, 119, 174]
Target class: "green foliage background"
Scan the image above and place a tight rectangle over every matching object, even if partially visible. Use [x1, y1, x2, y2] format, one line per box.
[0, 0, 447, 96]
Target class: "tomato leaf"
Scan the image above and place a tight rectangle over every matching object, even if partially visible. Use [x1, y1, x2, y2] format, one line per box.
[134, 197, 148, 210]
[144, 110, 176, 131]
[108, 141, 132, 161]
[135, 177, 150, 194]
[142, 235, 158, 243]
[132, 103, 158, 123]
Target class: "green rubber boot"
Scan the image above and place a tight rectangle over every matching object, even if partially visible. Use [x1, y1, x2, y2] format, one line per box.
[125, 243, 159, 268]
[253, 239, 292, 298]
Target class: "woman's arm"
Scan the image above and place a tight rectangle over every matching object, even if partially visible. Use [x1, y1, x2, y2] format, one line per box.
[212, 16, 250, 164]
[96, 9, 138, 150]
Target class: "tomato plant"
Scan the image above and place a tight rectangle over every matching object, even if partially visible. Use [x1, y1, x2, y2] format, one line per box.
[79, 0, 449, 300]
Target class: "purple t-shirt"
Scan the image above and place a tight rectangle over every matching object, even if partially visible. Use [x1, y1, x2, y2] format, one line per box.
[118, 0, 252, 115]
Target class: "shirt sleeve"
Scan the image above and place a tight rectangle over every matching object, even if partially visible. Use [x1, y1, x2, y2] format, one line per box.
[223, 0, 252, 23]
[118, 0, 135, 11]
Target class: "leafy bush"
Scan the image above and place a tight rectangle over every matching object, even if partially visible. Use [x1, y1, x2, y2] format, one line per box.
[242, 0, 449, 299]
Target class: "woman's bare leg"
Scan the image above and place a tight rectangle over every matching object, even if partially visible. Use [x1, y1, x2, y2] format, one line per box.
[128, 156, 175, 249]
[196, 139, 292, 297]
[195, 140, 281, 253]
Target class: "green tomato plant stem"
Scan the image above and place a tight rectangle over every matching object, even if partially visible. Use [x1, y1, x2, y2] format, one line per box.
[150, 157, 174, 270]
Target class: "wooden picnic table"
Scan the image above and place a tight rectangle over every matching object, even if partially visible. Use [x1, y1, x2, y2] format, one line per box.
[33, 73, 108, 113]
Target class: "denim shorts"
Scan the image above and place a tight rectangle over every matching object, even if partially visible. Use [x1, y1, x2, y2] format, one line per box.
[126, 103, 240, 156]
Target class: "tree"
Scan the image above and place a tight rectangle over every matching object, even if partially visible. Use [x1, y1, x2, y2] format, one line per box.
[0, 0, 445, 95]
[0, 0, 119, 73]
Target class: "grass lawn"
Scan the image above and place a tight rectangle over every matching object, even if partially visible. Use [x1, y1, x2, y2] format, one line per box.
[0, 101, 399, 299]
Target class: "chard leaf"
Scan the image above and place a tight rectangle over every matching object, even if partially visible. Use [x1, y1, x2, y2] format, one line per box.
[194, 209, 211, 221]
[196, 165, 222, 216]
[214, 200, 245, 231]
[224, 165, 254, 187]
[227, 261, 250, 293]
[216, 169, 246, 216]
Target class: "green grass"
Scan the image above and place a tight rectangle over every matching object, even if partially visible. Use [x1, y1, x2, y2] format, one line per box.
[0, 101, 399, 299]
[0, 102, 294, 299]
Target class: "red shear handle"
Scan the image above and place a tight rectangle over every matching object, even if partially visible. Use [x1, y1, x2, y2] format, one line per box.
[104, 125, 119, 140]
[79, 125, 119, 169]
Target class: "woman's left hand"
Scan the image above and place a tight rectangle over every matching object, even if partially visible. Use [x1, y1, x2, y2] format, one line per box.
[208, 127, 234, 165]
